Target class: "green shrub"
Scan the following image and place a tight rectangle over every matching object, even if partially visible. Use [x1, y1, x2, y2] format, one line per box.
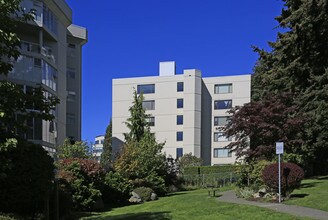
[235, 187, 256, 199]
[103, 171, 132, 204]
[49, 185, 73, 219]
[236, 160, 272, 189]
[262, 162, 304, 196]
[183, 165, 237, 175]
[57, 159, 104, 211]
[0, 213, 16, 220]
[133, 187, 154, 202]
[0, 139, 54, 215]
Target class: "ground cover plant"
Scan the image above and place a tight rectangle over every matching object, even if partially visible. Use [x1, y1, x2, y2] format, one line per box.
[77, 188, 310, 220]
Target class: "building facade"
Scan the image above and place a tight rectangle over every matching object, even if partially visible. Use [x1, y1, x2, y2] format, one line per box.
[3, 0, 87, 154]
[92, 135, 104, 162]
[112, 62, 250, 165]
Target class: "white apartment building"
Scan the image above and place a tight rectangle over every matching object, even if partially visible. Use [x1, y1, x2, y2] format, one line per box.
[92, 135, 105, 162]
[112, 62, 250, 165]
[1, 0, 87, 154]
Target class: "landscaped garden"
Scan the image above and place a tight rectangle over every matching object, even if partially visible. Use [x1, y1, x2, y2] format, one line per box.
[76, 186, 313, 220]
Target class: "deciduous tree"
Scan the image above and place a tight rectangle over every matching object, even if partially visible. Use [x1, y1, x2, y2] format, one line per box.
[57, 138, 91, 159]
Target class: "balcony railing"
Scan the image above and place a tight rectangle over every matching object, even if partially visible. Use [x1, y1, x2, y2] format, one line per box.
[21, 41, 56, 63]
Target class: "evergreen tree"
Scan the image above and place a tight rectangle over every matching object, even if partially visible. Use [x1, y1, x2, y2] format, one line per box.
[100, 120, 112, 171]
[115, 90, 167, 194]
[250, 0, 328, 173]
[123, 90, 149, 143]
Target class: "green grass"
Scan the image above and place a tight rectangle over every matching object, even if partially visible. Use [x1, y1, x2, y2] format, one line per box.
[78, 187, 309, 220]
[284, 176, 328, 211]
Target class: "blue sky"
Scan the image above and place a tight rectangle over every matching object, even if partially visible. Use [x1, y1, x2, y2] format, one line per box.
[65, 0, 284, 143]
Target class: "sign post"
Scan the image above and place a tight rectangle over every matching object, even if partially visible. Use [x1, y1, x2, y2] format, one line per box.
[276, 142, 284, 203]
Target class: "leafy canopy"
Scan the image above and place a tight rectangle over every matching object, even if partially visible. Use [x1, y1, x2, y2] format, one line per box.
[57, 138, 91, 159]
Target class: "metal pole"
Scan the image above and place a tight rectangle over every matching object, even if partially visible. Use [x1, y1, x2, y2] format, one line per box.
[278, 154, 281, 203]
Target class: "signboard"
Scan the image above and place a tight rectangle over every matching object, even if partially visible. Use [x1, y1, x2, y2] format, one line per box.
[276, 142, 284, 154]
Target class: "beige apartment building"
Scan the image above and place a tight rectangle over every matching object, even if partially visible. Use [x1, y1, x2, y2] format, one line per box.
[2, 0, 87, 154]
[112, 62, 250, 165]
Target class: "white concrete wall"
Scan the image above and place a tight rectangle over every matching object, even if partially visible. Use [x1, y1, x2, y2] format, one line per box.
[112, 65, 251, 164]
[202, 74, 251, 165]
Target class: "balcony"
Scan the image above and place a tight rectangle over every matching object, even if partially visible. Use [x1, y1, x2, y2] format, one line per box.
[21, 41, 56, 64]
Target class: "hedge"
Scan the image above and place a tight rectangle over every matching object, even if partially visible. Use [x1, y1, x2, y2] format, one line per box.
[183, 165, 237, 175]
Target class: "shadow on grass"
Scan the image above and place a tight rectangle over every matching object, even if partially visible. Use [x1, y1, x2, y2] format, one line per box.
[92, 211, 172, 220]
[165, 192, 188, 197]
[289, 193, 309, 199]
[300, 182, 320, 188]
[317, 176, 328, 180]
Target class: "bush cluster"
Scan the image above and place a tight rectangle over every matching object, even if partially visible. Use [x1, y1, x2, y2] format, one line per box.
[183, 165, 237, 175]
[133, 187, 154, 202]
[236, 160, 272, 188]
[57, 159, 105, 211]
[0, 139, 54, 215]
[262, 162, 304, 196]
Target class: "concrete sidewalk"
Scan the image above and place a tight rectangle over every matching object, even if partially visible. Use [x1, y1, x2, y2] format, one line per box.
[217, 190, 328, 220]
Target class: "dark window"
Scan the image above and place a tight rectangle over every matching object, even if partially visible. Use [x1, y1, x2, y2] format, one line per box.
[146, 117, 155, 126]
[214, 116, 230, 126]
[177, 82, 184, 92]
[213, 148, 232, 158]
[34, 58, 41, 67]
[177, 132, 183, 141]
[177, 115, 183, 125]
[67, 67, 75, 79]
[142, 100, 155, 110]
[137, 84, 155, 94]
[214, 100, 232, 110]
[68, 43, 76, 49]
[176, 148, 183, 158]
[177, 99, 183, 108]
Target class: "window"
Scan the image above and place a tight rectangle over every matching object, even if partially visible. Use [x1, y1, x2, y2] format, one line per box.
[67, 91, 76, 102]
[137, 84, 155, 94]
[213, 148, 232, 158]
[177, 82, 184, 92]
[177, 99, 183, 108]
[214, 132, 232, 142]
[42, 60, 57, 91]
[67, 67, 76, 79]
[177, 115, 183, 125]
[34, 58, 41, 67]
[177, 132, 183, 141]
[176, 148, 183, 158]
[68, 43, 76, 49]
[142, 100, 155, 110]
[146, 117, 155, 126]
[95, 140, 99, 144]
[214, 116, 230, 126]
[214, 100, 232, 109]
[43, 4, 58, 35]
[66, 113, 75, 125]
[214, 83, 232, 94]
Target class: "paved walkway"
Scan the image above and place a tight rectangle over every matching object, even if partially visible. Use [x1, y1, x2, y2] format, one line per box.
[217, 190, 328, 220]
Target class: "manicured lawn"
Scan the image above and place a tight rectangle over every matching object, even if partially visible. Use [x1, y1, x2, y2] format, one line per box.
[78, 187, 310, 220]
[285, 176, 328, 212]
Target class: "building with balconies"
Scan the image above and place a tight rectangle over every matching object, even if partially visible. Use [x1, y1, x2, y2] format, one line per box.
[112, 62, 250, 165]
[2, 0, 87, 154]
